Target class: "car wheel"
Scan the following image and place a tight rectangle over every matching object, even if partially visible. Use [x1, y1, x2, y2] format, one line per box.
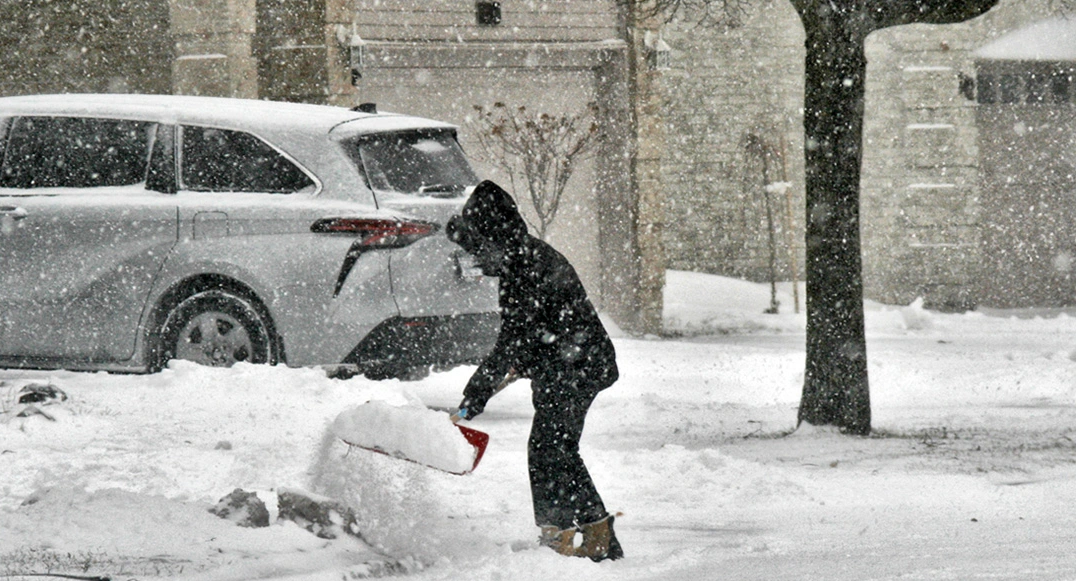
[160, 289, 274, 368]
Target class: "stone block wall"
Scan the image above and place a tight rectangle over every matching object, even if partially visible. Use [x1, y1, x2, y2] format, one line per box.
[169, 0, 258, 98]
[659, 0, 807, 292]
[659, 0, 1062, 311]
[861, 0, 1059, 309]
[860, 29, 984, 310]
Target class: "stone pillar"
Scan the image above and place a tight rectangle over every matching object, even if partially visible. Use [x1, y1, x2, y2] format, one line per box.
[169, 0, 257, 98]
[325, 0, 358, 106]
[624, 4, 668, 335]
[594, 46, 645, 334]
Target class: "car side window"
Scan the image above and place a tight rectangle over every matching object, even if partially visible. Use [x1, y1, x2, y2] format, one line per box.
[0, 116, 154, 189]
[180, 126, 314, 194]
[0, 117, 9, 170]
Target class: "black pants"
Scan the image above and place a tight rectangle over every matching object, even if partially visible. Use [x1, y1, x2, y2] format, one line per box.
[528, 375, 607, 529]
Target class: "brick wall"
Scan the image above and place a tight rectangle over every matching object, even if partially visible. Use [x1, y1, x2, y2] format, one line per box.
[0, 0, 172, 96]
[352, 0, 618, 42]
[861, 0, 1059, 309]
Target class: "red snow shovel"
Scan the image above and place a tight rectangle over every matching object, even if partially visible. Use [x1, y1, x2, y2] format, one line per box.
[334, 372, 515, 476]
[335, 406, 490, 475]
[444, 369, 517, 473]
[340, 422, 490, 475]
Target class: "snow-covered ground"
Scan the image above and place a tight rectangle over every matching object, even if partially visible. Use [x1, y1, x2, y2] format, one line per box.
[2, 270, 1076, 580]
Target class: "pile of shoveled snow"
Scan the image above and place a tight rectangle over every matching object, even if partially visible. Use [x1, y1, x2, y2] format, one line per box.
[0, 360, 479, 578]
[332, 401, 478, 474]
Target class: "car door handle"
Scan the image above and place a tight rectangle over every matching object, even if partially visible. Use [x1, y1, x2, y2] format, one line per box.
[0, 206, 28, 220]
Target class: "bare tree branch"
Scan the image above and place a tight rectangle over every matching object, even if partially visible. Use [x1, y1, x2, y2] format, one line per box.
[469, 103, 601, 240]
[616, 0, 752, 28]
[863, 0, 1001, 31]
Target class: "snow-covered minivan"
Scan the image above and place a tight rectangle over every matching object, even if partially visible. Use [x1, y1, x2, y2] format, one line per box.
[0, 94, 498, 379]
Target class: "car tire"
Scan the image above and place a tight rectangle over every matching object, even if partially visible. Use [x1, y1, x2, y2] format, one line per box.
[159, 289, 275, 368]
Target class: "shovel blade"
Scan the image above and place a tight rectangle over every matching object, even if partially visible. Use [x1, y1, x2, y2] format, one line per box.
[456, 424, 490, 473]
[340, 423, 490, 476]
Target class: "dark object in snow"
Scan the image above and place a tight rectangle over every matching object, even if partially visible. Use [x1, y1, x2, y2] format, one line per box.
[208, 488, 366, 541]
[446, 180, 622, 555]
[3, 573, 111, 581]
[209, 488, 270, 528]
[17, 383, 67, 404]
[277, 487, 363, 540]
[6, 383, 68, 421]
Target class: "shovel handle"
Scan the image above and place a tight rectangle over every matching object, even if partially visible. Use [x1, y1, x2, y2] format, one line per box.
[496, 368, 519, 393]
[451, 369, 519, 424]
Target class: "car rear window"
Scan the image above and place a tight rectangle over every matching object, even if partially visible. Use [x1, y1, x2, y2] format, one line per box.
[180, 126, 315, 194]
[0, 116, 153, 189]
[343, 129, 478, 198]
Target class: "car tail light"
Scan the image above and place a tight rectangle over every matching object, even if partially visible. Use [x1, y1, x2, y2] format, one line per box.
[311, 218, 438, 249]
[314, 218, 439, 297]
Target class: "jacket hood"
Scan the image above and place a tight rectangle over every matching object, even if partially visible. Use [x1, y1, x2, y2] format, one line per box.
[458, 180, 528, 246]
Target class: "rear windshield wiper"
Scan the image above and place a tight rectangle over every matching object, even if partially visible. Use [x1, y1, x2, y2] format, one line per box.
[418, 183, 465, 198]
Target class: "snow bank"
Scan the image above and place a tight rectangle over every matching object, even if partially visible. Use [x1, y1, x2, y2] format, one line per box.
[331, 401, 478, 475]
[0, 485, 372, 578]
[5, 271, 1076, 580]
[663, 270, 806, 336]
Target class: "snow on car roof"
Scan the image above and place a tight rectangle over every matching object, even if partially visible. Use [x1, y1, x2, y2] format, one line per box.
[0, 93, 456, 135]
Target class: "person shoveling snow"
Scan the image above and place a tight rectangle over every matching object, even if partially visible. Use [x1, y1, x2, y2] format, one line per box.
[445, 180, 623, 562]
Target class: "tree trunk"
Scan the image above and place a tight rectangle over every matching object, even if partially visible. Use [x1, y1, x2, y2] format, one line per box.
[791, 0, 1000, 435]
[797, 16, 871, 435]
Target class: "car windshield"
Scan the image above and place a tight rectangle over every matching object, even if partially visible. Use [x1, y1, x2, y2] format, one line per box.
[342, 130, 478, 198]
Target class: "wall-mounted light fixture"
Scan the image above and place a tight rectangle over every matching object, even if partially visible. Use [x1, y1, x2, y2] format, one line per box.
[644, 30, 671, 71]
[476, 1, 502, 26]
[336, 23, 366, 85]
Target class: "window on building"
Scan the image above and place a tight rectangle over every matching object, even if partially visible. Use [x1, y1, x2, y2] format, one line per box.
[977, 65, 1076, 106]
[1052, 73, 1071, 103]
[476, 1, 502, 26]
[1026, 73, 1046, 103]
[978, 74, 996, 104]
[1000, 74, 1021, 104]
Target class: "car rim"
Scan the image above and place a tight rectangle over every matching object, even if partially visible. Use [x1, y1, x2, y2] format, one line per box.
[174, 310, 255, 366]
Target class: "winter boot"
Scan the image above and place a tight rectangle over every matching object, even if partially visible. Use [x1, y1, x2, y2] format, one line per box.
[575, 514, 624, 562]
[538, 525, 578, 556]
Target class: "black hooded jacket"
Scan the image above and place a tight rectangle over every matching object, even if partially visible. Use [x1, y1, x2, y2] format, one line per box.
[447, 181, 618, 418]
